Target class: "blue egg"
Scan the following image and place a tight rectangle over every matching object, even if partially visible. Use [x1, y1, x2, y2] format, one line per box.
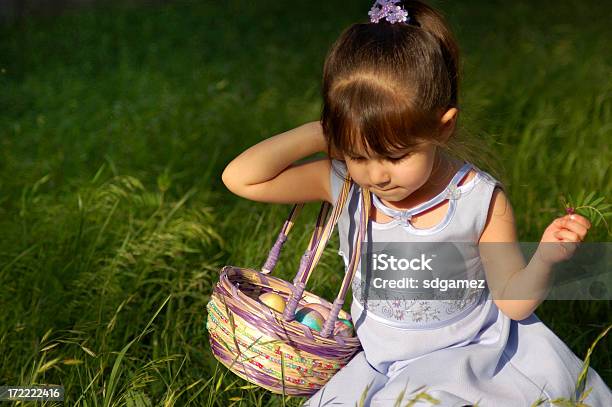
[295, 307, 324, 331]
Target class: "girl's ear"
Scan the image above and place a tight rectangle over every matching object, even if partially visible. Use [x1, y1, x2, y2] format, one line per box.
[439, 107, 458, 143]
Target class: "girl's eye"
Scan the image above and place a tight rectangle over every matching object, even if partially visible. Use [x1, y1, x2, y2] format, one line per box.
[348, 152, 412, 162]
[387, 153, 411, 163]
[348, 156, 366, 162]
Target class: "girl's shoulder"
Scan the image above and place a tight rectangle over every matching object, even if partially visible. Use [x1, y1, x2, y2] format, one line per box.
[465, 161, 503, 189]
[330, 158, 348, 175]
[329, 159, 351, 204]
[460, 162, 508, 241]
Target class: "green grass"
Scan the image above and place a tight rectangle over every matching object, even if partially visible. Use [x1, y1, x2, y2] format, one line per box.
[0, 0, 610, 405]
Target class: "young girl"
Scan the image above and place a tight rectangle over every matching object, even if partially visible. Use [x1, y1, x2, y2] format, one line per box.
[222, 1, 611, 405]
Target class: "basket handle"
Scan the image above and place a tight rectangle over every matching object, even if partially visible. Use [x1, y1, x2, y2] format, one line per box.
[287, 176, 353, 288]
[260, 200, 332, 275]
[281, 175, 371, 338]
[319, 187, 369, 337]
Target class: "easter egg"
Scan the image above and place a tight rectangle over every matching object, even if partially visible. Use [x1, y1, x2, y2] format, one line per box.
[338, 318, 353, 329]
[303, 303, 331, 319]
[295, 307, 324, 332]
[334, 318, 354, 337]
[258, 292, 286, 314]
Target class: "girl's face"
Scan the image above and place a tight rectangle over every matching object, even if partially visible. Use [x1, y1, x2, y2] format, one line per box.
[343, 141, 438, 203]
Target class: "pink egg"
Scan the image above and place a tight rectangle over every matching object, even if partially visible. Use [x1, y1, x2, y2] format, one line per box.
[334, 318, 354, 337]
[338, 318, 354, 329]
[304, 303, 331, 319]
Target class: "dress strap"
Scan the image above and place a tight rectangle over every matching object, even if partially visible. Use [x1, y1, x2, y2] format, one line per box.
[370, 162, 472, 223]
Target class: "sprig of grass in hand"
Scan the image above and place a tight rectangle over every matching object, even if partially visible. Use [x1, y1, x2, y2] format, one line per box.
[562, 191, 611, 236]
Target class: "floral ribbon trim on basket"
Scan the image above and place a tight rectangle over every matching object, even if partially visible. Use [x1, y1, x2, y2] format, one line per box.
[207, 301, 339, 374]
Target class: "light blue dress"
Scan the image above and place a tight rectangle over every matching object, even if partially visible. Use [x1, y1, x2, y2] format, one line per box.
[303, 159, 611, 407]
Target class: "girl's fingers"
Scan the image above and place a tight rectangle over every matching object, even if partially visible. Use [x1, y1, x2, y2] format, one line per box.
[561, 218, 589, 239]
[554, 229, 581, 242]
[553, 215, 590, 239]
[569, 214, 591, 229]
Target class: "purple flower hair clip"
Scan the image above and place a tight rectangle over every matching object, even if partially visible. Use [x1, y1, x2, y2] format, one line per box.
[368, 0, 410, 24]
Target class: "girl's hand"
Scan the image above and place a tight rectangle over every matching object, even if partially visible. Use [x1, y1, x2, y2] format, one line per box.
[310, 121, 343, 160]
[536, 214, 591, 266]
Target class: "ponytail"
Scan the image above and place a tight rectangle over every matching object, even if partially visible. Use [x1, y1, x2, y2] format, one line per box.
[403, 0, 461, 107]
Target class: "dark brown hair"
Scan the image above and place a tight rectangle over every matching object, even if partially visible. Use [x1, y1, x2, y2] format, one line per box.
[321, 0, 500, 180]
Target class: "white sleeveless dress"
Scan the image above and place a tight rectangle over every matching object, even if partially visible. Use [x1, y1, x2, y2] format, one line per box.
[302, 159, 611, 407]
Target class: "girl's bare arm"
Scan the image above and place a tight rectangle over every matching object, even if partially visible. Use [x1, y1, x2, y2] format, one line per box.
[478, 189, 590, 321]
[221, 121, 336, 204]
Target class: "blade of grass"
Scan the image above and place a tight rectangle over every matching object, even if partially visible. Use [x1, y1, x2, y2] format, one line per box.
[103, 295, 171, 407]
[574, 323, 612, 402]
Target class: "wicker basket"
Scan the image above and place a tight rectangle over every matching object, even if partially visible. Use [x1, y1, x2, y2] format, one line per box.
[206, 174, 371, 396]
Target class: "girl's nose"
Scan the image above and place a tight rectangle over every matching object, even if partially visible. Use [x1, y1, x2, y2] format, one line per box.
[368, 162, 391, 187]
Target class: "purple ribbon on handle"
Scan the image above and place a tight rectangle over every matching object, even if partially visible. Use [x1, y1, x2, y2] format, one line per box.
[261, 231, 288, 274]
